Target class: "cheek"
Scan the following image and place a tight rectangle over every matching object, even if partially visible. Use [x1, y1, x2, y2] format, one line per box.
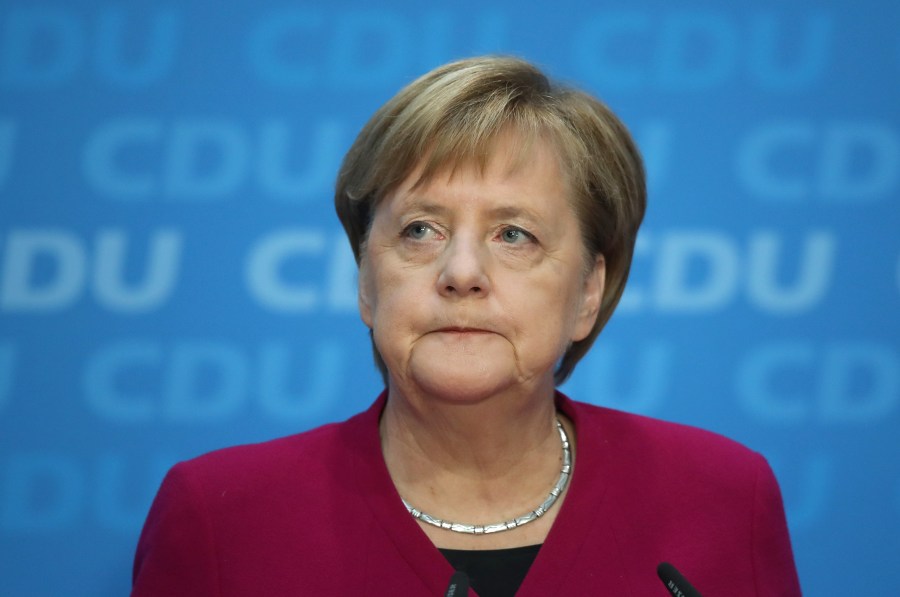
[367, 259, 430, 326]
[507, 284, 574, 343]
[530, 272, 587, 344]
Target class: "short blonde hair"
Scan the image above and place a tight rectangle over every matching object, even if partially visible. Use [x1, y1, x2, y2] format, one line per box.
[335, 56, 646, 385]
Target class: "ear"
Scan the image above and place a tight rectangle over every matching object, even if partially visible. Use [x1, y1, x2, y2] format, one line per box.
[358, 256, 374, 328]
[572, 254, 605, 342]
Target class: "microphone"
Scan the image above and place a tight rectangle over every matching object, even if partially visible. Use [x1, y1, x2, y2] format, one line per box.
[657, 562, 703, 597]
[445, 570, 469, 596]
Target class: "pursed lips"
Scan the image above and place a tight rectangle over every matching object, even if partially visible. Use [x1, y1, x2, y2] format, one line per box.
[433, 326, 495, 334]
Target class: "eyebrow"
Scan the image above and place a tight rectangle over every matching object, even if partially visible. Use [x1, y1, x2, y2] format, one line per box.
[393, 200, 451, 217]
[394, 197, 544, 225]
[485, 205, 542, 222]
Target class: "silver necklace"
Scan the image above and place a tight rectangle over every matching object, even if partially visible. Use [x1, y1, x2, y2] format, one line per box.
[401, 419, 572, 534]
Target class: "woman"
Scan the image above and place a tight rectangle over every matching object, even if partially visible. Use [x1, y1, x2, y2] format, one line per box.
[132, 57, 801, 596]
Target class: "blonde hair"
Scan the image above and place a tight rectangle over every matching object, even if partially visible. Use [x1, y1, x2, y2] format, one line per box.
[335, 56, 646, 385]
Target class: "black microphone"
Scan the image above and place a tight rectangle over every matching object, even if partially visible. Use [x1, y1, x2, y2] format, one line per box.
[657, 562, 703, 597]
[445, 570, 469, 597]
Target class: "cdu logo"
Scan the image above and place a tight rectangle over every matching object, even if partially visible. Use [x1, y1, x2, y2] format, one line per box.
[0, 452, 172, 533]
[737, 122, 900, 202]
[244, 229, 358, 313]
[247, 8, 509, 88]
[0, 228, 182, 313]
[82, 119, 346, 201]
[737, 342, 900, 424]
[573, 11, 832, 91]
[0, 7, 180, 88]
[620, 230, 835, 314]
[83, 339, 344, 424]
[566, 341, 673, 415]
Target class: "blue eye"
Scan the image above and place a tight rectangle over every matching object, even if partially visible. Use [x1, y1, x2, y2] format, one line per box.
[501, 227, 531, 244]
[404, 222, 433, 240]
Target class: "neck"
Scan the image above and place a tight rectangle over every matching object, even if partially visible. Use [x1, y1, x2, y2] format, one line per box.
[380, 379, 569, 537]
[381, 379, 559, 473]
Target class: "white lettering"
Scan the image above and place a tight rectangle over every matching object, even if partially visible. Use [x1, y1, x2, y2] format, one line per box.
[737, 343, 812, 421]
[83, 341, 160, 422]
[820, 344, 899, 422]
[621, 230, 835, 314]
[573, 12, 832, 91]
[746, 231, 835, 313]
[163, 121, 248, 198]
[257, 340, 341, 419]
[737, 123, 814, 200]
[736, 122, 899, 201]
[326, 236, 360, 312]
[245, 229, 326, 312]
[0, 452, 173, 532]
[93, 229, 182, 312]
[247, 9, 323, 87]
[247, 10, 509, 88]
[83, 118, 347, 200]
[257, 120, 344, 200]
[655, 232, 739, 311]
[83, 120, 162, 197]
[94, 8, 180, 87]
[0, 7, 179, 88]
[163, 342, 248, 421]
[737, 342, 900, 423]
[0, 228, 182, 312]
[1, 229, 86, 310]
[563, 341, 672, 414]
[330, 11, 410, 87]
[657, 13, 736, 91]
[820, 124, 900, 200]
[83, 339, 348, 423]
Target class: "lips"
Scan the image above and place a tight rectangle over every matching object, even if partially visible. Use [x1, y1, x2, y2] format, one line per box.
[434, 326, 494, 334]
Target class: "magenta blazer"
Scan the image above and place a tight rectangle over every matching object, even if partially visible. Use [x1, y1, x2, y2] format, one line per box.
[132, 392, 802, 596]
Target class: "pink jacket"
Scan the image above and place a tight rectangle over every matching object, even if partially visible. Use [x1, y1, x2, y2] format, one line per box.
[132, 392, 801, 596]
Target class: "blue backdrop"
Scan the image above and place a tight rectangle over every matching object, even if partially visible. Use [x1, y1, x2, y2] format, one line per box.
[2, 1, 898, 595]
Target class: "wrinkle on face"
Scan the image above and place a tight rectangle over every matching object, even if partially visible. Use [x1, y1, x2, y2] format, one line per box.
[358, 134, 597, 403]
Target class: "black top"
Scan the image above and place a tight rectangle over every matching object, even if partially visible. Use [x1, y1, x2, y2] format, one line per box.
[439, 544, 541, 597]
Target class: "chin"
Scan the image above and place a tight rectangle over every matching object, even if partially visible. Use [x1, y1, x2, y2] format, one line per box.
[406, 357, 517, 404]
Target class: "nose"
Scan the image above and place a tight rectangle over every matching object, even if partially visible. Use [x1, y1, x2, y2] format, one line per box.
[437, 236, 491, 298]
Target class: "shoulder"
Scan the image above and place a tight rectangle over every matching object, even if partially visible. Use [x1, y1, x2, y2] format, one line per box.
[183, 420, 345, 477]
[133, 399, 386, 594]
[568, 397, 763, 472]
[561, 396, 772, 511]
[564, 397, 795, 555]
[170, 405, 376, 497]
[560, 397, 801, 595]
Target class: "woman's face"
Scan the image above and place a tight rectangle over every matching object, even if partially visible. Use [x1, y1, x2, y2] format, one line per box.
[359, 136, 605, 403]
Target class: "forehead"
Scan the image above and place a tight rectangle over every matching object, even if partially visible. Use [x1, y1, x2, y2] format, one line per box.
[387, 134, 572, 212]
